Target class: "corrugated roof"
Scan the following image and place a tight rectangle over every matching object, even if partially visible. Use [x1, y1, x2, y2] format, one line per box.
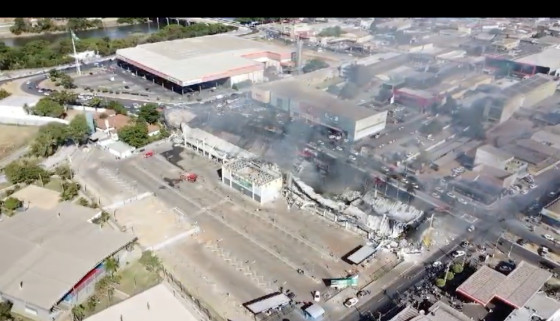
[477, 144, 514, 161]
[457, 261, 552, 308]
[257, 80, 380, 121]
[347, 245, 376, 264]
[0, 205, 136, 310]
[85, 283, 199, 321]
[116, 34, 291, 86]
[516, 47, 560, 70]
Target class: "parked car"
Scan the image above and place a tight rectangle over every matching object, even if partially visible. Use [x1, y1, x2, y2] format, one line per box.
[452, 250, 466, 258]
[543, 234, 555, 241]
[313, 291, 321, 302]
[344, 297, 359, 308]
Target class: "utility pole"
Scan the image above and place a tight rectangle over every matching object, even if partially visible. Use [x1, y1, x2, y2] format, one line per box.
[70, 30, 81, 76]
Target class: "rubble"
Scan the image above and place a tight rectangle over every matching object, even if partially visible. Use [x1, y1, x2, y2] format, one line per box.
[286, 175, 424, 240]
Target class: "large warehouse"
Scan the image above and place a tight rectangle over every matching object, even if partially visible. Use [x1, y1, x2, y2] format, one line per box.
[115, 34, 293, 94]
[251, 80, 388, 142]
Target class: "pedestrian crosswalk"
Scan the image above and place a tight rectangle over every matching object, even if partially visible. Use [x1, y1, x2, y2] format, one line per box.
[98, 168, 138, 194]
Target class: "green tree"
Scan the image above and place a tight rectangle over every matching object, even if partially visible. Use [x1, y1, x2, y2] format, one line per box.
[32, 98, 64, 118]
[78, 197, 90, 207]
[68, 114, 91, 144]
[105, 257, 119, 276]
[106, 100, 127, 115]
[3, 197, 23, 214]
[445, 271, 455, 281]
[29, 122, 70, 157]
[88, 97, 104, 108]
[0, 88, 11, 99]
[3, 160, 49, 184]
[118, 123, 149, 148]
[54, 164, 73, 180]
[49, 90, 78, 106]
[302, 58, 329, 73]
[318, 26, 343, 37]
[92, 211, 111, 225]
[10, 18, 28, 35]
[338, 82, 359, 100]
[58, 74, 76, 89]
[85, 295, 97, 312]
[72, 304, 86, 321]
[138, 103, 160, 124]
[0, 300, 14, 320]
[452, 264, 464, 274]
[435, 278, 446, 288]
[61, 181, 80, 201]
[139, 250, 162, 272]
[49, 69, 62, 80]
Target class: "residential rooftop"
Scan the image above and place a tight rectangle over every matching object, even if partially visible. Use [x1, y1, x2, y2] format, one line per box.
[502, 74, 555, 98]
[515, 46, 560, 70]
[477, 144, 514, 161]
[223, 159, 282, 186]
[0, 204, 136, 310]
[456, 261, 551, 308]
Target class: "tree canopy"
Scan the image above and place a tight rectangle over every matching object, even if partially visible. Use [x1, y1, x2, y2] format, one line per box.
[29, 120, 90, 158]
[0, 88, 11, 100]
[118, 122, 149, 148]
[68, 114, 91, 144]
[302, 58, 329, 74]
[10, 18, 102, 35]
[49, 90, 78, 106]
[3, 197, 23, 214]
[138, 103, 160, 124]
[32, 98, 65, 118]
[3, 160, 49, 184]
[318, 26, 343, 37]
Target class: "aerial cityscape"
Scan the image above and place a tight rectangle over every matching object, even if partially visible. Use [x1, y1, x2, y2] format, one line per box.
[1, 17, 560, 321]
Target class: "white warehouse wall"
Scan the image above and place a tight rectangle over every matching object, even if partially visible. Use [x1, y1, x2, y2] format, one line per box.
[230, 70, 265, 86]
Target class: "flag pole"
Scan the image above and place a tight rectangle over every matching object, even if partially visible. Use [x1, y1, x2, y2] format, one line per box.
[70, 30, 81, 76]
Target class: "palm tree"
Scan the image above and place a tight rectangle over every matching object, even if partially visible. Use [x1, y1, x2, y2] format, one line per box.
[105, 257, 119, 276]
[72, 304, 85, 321]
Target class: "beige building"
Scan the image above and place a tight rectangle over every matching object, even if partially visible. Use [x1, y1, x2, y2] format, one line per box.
[474, 144, 514, 170]
[221, 159, 283, 204]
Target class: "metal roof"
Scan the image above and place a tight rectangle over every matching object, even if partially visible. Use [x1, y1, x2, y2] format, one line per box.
[0, 205, 136, 310]
[85, 283, 199, 321]
[304, 304, 325, 319]
[347, 245, 376, 264]
[516, 47, 560, 70]
[116, 34, 291, 86]
[245, 293, 291, 314]
[502, 74, 555, 98]
[257, 80, 380, 121]
[477, 144, 514, 161]
[456, 261, 552, 308]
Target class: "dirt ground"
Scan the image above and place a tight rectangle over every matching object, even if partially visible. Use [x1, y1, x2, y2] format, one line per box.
[115, 196, 197, 250]
[0, 124, 39, 159]
[10, 185, 60, 210]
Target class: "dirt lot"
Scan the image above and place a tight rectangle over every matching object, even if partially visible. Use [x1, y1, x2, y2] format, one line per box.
[117, 147, 366, 320]
[0, 124, 38, 159]
[115, 196, 198, 250]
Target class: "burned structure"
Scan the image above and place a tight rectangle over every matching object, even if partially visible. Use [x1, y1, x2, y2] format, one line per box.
[222, 160, 283, 204]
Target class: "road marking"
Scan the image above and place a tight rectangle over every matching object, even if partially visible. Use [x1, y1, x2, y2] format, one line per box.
[131, 163, 320, 284]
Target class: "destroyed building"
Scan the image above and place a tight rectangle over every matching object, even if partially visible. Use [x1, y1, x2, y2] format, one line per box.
[222, 159, 283, 204]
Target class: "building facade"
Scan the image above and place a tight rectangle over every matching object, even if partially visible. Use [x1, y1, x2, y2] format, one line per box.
[221, 160, 283, 204]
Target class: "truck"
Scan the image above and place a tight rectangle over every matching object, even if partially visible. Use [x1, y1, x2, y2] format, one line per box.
[181, 173, 198, 183]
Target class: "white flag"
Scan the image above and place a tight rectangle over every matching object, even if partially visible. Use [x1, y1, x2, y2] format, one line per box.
[71, 30, 80, 41]
[390, 95, 395, 105]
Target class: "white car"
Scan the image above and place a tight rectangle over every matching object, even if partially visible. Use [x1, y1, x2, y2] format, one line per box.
[447, 192, 456, 199]
[349, 155, 357, 161]
[544, 234, 555, 241]
[313, 291, 321, 302]
[344, 297, 359, 308]
[432, 261, 442, 268]
[432, 192, 441, 199]
[529, 184, 537, 189]
[458, 198, 467, 205]
[435, 187, 444, 193]
[452, 250, 466, 258]
[521, 189, 529, 195]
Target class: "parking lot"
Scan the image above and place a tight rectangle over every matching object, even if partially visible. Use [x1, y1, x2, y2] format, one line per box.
[114, 147, 364, 319]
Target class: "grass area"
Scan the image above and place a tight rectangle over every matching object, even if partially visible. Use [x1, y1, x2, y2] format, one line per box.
[41, 176, 64, 193]
[0, 124, 39, 160]
[11, 313, 37, 321]
[117, 261, 162, 296]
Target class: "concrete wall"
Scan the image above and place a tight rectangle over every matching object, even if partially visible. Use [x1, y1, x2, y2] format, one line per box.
[0, 115, 69, 126]
[4, 295, 53, 321]
[230, 70, 264, 86]
[499, 95, 525, 124]
[251, 87, 271, 104]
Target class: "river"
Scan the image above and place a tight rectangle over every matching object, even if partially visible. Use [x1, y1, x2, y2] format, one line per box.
[1, 22, 158, 47]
